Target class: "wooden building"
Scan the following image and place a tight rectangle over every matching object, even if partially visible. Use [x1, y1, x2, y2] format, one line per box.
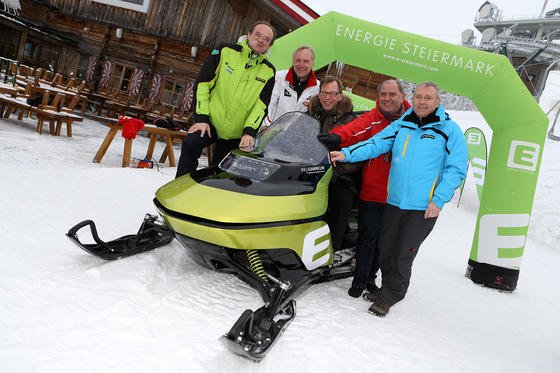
[0, 0, 396, 111]
[0, 0, 319, 112]
[320, 63, 393, 102]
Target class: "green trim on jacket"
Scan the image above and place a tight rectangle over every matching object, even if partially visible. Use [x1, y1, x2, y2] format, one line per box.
[193, 40, 275, 139]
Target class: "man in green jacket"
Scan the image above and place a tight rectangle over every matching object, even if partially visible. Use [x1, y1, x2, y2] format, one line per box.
[175, 21, 276, 178]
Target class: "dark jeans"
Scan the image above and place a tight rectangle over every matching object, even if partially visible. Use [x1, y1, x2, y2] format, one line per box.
[327, 173, 360, 251]
[377, 204, 437, 306]
[175, 127, 240, 178]
[351, 200, 385, 289]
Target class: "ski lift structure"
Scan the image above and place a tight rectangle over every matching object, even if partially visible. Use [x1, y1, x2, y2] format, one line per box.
[463, 1, 560, 140]
[0, 0, 20, 15]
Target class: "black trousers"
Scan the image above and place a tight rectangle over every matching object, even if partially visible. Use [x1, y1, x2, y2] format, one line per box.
[175, 127, 240, 178]
[351, 200, 385, 289]
[377, 204, 437, 306]
[327, 173, 360, 251]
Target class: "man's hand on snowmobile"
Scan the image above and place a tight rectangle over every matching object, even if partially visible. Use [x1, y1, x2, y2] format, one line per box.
[239, 134, 255, 152]
[317, 133, 341, 151]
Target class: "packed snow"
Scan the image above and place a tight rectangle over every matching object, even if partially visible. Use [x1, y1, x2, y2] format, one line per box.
[0, 101, 559, 371]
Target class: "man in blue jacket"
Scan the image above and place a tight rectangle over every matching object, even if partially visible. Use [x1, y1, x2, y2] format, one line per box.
[329, 82, 468, 317]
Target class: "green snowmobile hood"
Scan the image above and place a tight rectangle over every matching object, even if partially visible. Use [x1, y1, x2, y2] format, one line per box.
[155, 168, 332, 224]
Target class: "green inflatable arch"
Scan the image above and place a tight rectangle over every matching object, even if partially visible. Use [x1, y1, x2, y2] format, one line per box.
[269, 12, 548, 291]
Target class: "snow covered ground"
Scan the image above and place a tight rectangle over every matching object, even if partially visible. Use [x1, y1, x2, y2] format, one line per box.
[0, 107, 558, 372]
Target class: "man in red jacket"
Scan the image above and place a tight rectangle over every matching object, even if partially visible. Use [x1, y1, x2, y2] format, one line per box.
[319, 79, 410, 298]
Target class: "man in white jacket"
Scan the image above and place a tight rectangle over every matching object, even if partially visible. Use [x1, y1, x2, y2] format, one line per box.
[263, 46, 319, 126]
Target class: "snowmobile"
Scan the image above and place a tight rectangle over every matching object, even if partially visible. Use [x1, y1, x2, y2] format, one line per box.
[66, 112, 355, 361]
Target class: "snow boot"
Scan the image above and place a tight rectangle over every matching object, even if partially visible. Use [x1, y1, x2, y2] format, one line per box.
[368, 299, 390, 317]
[366, 282, 379, 293]
[347, 286, 363, 298]
[362, 286, 380, 302]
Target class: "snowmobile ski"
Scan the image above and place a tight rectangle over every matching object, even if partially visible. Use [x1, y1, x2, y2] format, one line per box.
[221, 297, 296, 361]
[66, 214, 174, 260]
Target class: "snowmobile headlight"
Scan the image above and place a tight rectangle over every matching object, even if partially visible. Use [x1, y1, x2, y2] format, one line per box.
[219, 153, 280, 181]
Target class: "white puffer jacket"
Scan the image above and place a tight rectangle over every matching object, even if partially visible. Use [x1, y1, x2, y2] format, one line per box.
[263, 68, 319, 127]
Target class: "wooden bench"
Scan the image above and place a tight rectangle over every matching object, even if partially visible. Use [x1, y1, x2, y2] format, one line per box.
[33, 91, 83, 137]
[0, 84, 17, 96]
[91, 116, 187, 167]
[0, 94, 31, 120]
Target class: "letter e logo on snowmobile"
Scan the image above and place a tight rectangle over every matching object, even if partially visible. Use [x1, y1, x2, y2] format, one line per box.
[477, 213, 529, 269]
[301, 225, 331, 270]
[507, 141, 540, 172]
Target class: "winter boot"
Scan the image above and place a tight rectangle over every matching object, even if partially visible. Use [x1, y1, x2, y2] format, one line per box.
[362, 286, 380, 302]
[347, 286, 364, 298]
[368, 299, 390, 317]
[366, 282, 380, 294]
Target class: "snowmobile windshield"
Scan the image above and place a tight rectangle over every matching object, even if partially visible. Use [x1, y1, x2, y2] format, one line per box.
[218, 112, 327, 181]
[253, 111, 326, 164]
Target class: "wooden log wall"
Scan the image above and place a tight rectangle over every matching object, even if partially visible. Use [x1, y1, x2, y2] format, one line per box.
[319, 65, 394, 101]
[15, 0, 298, 98]
[39, 0, 292, 47]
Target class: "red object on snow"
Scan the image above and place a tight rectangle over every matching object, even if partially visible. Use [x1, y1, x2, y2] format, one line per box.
[118, 116, 145, 139]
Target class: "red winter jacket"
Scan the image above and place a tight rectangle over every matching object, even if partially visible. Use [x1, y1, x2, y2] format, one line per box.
[330, 99, 411, 203]
[119, 116, 145, 139]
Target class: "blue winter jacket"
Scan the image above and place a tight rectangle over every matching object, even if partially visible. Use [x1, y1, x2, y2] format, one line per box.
[342, 105, 468, 210]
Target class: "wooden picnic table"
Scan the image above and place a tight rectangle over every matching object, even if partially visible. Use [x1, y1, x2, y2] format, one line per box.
[123, 104, 151, 120]
[88, 92, 126, 117]
[31, 81, 77, 97]
[91, 115, 187, 167]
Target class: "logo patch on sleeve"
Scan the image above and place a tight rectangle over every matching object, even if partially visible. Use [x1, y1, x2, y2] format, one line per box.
[283, 89, 292, 97]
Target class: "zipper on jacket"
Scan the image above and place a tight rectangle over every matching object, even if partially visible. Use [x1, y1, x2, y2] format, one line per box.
[401, 134, 410, 157]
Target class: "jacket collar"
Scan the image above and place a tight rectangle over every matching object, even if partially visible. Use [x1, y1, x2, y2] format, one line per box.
[401, 104, 448, 127]
[374, 99, 411, 122]
[286, 67, 318, 89]
[239, 39, 268, 64]
[309, 94, 353, 118]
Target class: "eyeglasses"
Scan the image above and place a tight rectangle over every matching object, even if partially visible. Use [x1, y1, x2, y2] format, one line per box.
[253, 31, 272, 44]
[319, 91, 340, 98]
